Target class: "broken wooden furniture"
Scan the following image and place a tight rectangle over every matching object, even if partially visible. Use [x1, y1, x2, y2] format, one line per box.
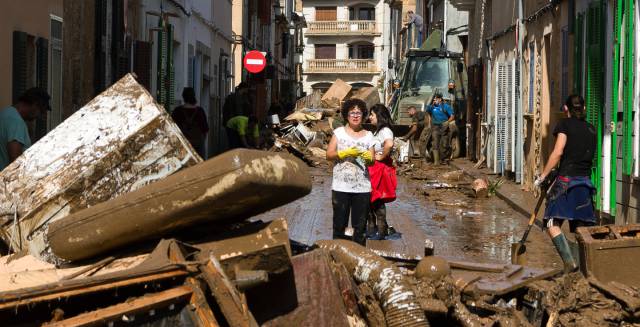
[0, 74, 201, 259]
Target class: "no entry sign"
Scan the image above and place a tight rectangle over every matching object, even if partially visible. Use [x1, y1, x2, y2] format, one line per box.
[243, 50, 267, 73]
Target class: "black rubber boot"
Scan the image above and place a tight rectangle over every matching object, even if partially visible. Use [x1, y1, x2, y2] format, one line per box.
[552, 233, 579, 272]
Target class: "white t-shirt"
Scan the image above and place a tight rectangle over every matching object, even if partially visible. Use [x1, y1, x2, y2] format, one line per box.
[372, 127, 394, 155]
[332, 127, 374, 193]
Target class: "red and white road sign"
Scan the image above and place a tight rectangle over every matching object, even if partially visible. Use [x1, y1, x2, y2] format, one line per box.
[243, 50, 267, 74]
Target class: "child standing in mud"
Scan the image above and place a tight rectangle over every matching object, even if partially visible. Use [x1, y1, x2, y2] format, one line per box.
[326, 99, 375, 245]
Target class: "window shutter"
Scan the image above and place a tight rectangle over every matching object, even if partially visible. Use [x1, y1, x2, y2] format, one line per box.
[156, 18, 168, 107]
[34, 37, 49, 142]
[167, 23, 175, 107]
[95, 0, 108, 93]
[622, 0, 635, 175]
[514, 59, 522, 182]
[12, 31, 28, 103]
[495, 63, 507, 174]
[585, 2, 605, 210]
[133, 40, 152, 91]
[505, 61, 513, 172]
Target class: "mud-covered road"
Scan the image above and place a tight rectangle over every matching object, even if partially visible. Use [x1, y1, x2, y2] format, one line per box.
[256, 163, 562, 269]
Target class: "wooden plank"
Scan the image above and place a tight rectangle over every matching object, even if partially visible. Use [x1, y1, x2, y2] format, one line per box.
[0, 269, 188, 310]
[200, 257, 258, 327]
[187, 278, 220, 327]
[44, 285, 193, 327]
[167, 241, 220, 326]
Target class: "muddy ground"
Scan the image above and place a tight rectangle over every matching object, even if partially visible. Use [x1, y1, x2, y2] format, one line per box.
[255, 162, 562, 270]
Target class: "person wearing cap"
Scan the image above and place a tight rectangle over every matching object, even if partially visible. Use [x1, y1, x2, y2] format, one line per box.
[426, 92, 454, 165]
[0, 87, 50, 170]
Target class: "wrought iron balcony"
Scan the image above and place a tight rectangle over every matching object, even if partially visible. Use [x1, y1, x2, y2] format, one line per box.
[306, 59, 378, 74]
[306, 20, 379, 36]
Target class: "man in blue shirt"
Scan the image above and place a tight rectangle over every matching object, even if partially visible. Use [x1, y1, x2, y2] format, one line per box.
[0, 88, 50, 171]
[426, 93, 454, 165]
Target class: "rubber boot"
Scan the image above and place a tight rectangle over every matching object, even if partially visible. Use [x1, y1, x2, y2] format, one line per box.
[551, 233, 578, 272]
[432, 149, 441, 166]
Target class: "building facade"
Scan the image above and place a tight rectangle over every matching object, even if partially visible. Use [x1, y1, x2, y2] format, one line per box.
[232, 0, 303, 120]
[301, 0, 391, 98]
[62, 0, 234, 157]
[459, 0, 640, 224]
[1, 0, 64, 143]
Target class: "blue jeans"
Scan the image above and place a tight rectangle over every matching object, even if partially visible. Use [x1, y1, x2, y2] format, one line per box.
[417, 30, 423, 48]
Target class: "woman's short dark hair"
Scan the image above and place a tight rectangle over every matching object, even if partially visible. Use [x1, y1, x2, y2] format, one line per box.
[565, 95, 586, 120]
[341, 98, 368, 121]
[182, 87, 197, 105]
[370, 104, 392, 135]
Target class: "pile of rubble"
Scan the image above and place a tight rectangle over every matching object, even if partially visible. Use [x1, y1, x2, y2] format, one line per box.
[269, 79, 381, 168]
[0, 75, 639, 326]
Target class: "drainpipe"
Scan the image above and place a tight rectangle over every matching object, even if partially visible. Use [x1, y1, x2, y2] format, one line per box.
[443, 0, 448, 49]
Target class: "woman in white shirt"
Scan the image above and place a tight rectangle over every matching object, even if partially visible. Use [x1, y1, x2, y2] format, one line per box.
[326, 99, 375, 245]
[367, 104, 396, 239]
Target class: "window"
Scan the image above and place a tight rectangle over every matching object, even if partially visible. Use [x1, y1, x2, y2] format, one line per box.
[349, 7, 375, 20]
[348, 43, 374, 59]
[315, 7, 337, 21]
[48, 16, 63, 130]
[315, 44, 336, 59]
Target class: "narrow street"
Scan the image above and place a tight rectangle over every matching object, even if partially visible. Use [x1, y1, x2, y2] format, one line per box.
[256, 162, 561, 269]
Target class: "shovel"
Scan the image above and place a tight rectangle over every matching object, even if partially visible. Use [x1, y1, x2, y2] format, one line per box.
[510, 178, 555, 265]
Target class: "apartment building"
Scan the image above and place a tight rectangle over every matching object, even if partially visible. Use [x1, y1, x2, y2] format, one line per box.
[301, 0, 391, 96]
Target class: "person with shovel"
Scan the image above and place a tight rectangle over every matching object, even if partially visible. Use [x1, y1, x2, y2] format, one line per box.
[535, 95, 597, 271]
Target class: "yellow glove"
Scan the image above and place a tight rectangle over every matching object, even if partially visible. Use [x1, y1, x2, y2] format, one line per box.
[359, 150, 374, 165]
[338, 147, 361, 160]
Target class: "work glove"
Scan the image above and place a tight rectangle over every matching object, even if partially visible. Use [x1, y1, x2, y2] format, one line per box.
[338, 147, 361, 160]
[534, 175, 546, 190]
[359, 150, 374, 166]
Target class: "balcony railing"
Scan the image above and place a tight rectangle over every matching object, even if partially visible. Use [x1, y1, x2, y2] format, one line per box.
[306, 20, 379, 35]
[306, 59, 378, 74]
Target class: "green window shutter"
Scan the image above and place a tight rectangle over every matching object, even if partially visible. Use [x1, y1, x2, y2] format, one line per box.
[609, 0, 623, 216]
[34, 37, 49, 142]
[12, 31, 28, 104]
[585, 2, 606, 211]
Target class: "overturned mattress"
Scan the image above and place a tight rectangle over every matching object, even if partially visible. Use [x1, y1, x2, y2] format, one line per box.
[0, 74, 201, 258]
[47, 150, 311, 262]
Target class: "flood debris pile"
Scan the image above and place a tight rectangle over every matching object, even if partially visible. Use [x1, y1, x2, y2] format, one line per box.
[269, 78, 382, 168]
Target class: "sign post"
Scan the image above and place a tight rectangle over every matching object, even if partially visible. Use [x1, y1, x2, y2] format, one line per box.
[243, 50, 267, 74]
